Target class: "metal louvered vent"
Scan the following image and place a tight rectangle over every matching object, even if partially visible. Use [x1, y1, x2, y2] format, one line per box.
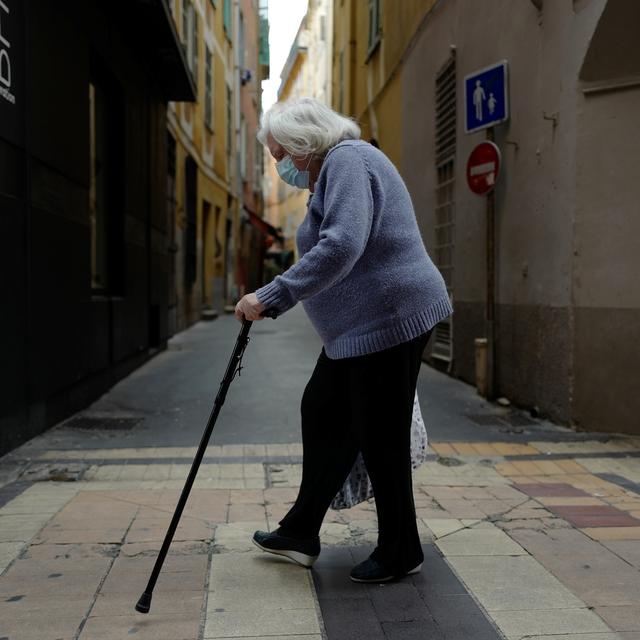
[432, 54, 456, 367]
[435, 56, 457, 165]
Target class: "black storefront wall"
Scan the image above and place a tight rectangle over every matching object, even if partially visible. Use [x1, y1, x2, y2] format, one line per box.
[0, 1, 190, 455]
[0, 0, 24, 146]
[0, 0, 28, 452]
[26, 2, 102, 440]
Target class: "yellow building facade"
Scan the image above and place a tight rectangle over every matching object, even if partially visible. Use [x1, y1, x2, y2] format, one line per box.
[332, 0, 438, 167]
[167, 0, 267, 331]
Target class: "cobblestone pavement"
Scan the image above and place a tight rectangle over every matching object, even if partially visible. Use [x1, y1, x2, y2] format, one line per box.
[1, 310, 639, 639]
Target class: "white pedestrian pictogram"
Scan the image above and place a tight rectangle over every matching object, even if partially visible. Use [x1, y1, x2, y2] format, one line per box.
[488, 92, 497, 115]
[473, 80, 486, 120]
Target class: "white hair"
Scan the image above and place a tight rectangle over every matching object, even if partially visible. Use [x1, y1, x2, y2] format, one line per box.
[257, 97, 361, 157]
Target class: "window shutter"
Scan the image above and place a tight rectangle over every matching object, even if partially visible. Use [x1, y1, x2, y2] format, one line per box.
[432, 54, 457, 366]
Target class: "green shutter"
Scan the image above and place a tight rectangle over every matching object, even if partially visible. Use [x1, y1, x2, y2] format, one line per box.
[223, 0, 232, 37]
[259, 14, 269, 67]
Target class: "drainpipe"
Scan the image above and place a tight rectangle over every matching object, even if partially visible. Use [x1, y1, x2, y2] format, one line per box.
[486, 126, 497, 399]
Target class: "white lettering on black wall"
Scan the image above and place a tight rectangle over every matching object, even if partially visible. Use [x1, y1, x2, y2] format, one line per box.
[0, 0, 15, 105]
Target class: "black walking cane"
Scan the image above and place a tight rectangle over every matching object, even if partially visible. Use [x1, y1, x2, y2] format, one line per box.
[135, 307, 279, 614]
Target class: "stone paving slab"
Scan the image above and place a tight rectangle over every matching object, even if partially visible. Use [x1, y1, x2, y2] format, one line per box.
[582, 526, 640, 540]
[445, 554, 588, 612]
[513, 482, 592, 497]
[595, 605, 640, 632]
[433, 521, 529, 556]
[207, 637, 323, 640]
[529, 440, 640, 454]
[204, 551, 321, 639]
[522, 634, 640, 640]
[506, 527, 640, 607]
[0, 592, 93, 620]
[79, 613, 202, 640]
[536, 496, 608, 506]
[0, 615, 82, 640]
[312, 545, 503, 640]
[549, 505, 640, 528]
[599, 539, 640, 568]
[580, 457, 640, 481]
[89, 590, 203, 617]
[490, 607, 612, 639]
[204, 608, 321, 638]
[2, 436, 640, 639]
[431, 442, 541, 456]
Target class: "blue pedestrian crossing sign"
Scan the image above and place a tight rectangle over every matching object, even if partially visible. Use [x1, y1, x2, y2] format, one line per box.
[464, 61, 509, 134]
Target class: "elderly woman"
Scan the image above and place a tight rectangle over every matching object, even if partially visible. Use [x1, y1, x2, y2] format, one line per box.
[234, 97, 452, 583]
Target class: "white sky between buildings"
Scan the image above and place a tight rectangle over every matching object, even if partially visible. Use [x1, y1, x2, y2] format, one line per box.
[261, 0, 309, 113]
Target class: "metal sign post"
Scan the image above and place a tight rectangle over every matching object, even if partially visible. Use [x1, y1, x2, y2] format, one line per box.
[485, 128, 497, 400]
[465, 61, 509, 400]
[466, 137, 502, 399]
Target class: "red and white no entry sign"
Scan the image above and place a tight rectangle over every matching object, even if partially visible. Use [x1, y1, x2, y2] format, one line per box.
[466, 141, 501, 195]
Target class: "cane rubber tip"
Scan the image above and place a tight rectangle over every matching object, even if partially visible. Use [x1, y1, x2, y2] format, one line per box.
[135, 592, 152, 614]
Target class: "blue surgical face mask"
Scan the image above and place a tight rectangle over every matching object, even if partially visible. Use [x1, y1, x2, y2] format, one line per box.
[276, 155, 310, 189]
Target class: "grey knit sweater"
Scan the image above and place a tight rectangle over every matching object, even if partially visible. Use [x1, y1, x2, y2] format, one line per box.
[255, 139, 453, 359]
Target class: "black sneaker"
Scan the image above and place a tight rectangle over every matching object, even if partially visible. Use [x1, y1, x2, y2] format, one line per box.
[349, 556, 422, 583]
[252, 529, 320, 568]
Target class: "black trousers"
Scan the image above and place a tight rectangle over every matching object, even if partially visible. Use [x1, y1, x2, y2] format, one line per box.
[278, 328, 433, 575]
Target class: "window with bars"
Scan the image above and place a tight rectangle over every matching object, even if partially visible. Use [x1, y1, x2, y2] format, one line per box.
[367, 0, 381, 57]
[240, 116, 247, 180]
[239, 11, 245, 71]
[254, 138, 263, 193]
[191, 10, 198, 86]
[182, 1, 189, 49]
[432, 54, 456, 365]
[205, 47, 213, 130]
[184, 156, 198, 286]
[182, 2, 199, 91]
[338, 49, 344, 112]
[435, 161, 454, 290]
[226, 86, 232, 157]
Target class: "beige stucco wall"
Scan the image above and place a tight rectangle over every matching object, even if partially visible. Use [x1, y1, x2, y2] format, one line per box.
[403, 0, 609, 307]
[575, 86, 640, 310]
[571, 0, 640, 432]
[398, 0, 639, 433]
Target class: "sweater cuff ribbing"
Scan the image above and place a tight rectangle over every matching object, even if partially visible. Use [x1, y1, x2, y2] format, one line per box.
[255, 278, 294, 314]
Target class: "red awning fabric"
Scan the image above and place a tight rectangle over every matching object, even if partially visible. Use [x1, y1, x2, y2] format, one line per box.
[243, 206, 283, 242]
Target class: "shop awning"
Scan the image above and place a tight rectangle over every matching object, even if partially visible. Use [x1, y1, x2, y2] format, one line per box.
[117, 0, 197, 102]
[243, 206, 284, 242]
